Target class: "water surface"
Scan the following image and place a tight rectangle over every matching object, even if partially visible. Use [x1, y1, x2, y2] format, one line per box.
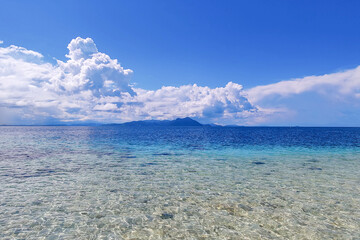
[0, 126, 359, 239]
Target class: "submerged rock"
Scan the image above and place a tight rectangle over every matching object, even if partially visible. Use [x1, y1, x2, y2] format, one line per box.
[160, 213, 174, 219]
[252, 161, 265, 165]
[309, 167, 322, 171]
[32, 200, 42, 206]
[153, 153, 172, 156]
[307, 159, 319, 163]
[140, 162, 158, 167]
[121, 155, 137, 159]
[238, 204, 253, 211]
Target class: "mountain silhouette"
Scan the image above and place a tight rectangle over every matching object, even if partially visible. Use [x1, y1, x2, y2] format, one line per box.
[108, 117, 203, 127]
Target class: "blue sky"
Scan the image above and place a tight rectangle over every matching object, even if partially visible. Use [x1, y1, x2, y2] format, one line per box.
[2, 0, 360, 89]
[1, 0, 360, 125]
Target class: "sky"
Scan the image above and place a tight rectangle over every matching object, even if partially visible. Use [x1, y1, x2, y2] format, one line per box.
[1, 0, 360, 126]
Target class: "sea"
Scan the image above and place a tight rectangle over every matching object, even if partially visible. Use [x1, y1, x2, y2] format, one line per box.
[0, 126, 359, 239]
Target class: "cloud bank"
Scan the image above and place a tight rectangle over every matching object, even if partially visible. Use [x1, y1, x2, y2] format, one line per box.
[247, 67, 360, 104]
[1, 37, 360, 125]
[0, 37, 257, 125]
[245, 66, 360, 126]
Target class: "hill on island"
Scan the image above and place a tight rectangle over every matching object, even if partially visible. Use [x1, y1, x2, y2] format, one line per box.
[108, 117, 204, 127]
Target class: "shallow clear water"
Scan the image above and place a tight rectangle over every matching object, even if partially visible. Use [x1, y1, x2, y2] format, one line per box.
[0, 126, 359, 239]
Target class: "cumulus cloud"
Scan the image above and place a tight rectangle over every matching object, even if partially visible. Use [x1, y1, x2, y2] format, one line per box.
[66, 37, 98, 60]
[2, 37, 359, 126]
[50, 37, 134, 97]
[0, 37, 257, 125]
[114, 82, 256, 123]
[0, 40, 3, 44]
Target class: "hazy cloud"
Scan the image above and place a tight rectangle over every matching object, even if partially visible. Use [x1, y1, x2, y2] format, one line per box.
[247, 67, 360, 104]
[245, 67, 360, 126]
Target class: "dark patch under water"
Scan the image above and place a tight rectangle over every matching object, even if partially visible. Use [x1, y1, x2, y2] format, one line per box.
[152, 153, 172, 156]
[309, 167, 322, 171]
[121, 155, 137, 159]
[307, 159, 320, 163]
[252, 161, 266, 165]
[160, 213, 174, 219]
[140, 162, 158, 167]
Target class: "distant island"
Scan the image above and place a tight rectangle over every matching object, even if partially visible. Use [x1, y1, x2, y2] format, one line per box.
[106, 117, 206, 127]
[0, 117, 239, 127]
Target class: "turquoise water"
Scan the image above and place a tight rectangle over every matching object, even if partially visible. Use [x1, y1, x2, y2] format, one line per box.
[0, 126, 360, 239]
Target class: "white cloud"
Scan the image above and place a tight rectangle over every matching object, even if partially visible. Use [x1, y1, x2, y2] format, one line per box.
[93, 103, 118, 111]
[2, 37, 360, 126]
[246, 67, 360, 104]
[0, 37, 257, 125]
[66, 37, 98, 60]
[114, 82, 257, 123]
[0, 44, 43, 62]
[50, 38, 134, 96]
[0, 40, 3, 44]
[243, 67, 360, 126]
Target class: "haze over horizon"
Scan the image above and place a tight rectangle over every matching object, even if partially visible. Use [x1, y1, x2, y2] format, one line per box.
[1, 1, 360, 126]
